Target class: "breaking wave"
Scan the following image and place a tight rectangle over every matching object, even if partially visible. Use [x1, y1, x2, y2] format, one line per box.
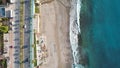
[69, 0, 86, 68]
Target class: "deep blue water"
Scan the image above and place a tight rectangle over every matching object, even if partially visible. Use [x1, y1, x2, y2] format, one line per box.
[80, 0, 120, 68]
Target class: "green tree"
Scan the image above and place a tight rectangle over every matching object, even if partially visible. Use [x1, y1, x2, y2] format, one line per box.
[0, 23, 2, 26]
[1, 18, 9, 22]
[0, 26, 8, 33]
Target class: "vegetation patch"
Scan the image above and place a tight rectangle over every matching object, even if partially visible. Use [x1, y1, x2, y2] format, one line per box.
[0, 26, 8, 33]
[0, 34, 3, 54]
[34, 59, 37, 66]
[0, 18, 9, 55]
[0, 59, 7, 68]
[20, 0, 24, 67]
[35, 6, 39, 13]
[34, 33, 37, 66]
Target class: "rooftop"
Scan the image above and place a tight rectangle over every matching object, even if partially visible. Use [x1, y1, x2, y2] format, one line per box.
[0, 0, 7, 5]
[3, 33, 9, 57]
[0, 7, 5, 17]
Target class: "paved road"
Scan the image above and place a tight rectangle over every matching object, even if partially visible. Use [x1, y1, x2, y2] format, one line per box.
[23, 0, 31, 68]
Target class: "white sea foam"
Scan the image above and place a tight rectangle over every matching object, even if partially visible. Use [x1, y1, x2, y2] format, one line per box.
[69, 0, 84, 68]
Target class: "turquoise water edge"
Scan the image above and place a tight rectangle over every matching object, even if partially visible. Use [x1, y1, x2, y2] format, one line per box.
[80, 0, 120, 68]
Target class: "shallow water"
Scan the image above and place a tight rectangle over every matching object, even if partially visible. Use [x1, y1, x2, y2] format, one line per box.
[80, 0, 120, 68]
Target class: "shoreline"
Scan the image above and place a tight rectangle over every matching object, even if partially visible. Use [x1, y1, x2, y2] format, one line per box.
[69, 0, 87, 68]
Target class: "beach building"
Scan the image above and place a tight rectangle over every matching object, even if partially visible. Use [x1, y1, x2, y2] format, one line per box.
[3, 33, 11, 68]
[0, 55, 4, 60]
[3, 33, 9, 57]
[33, 14, 40, 33]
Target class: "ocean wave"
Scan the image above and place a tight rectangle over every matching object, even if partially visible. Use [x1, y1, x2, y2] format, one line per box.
[69, 0, 85, 68]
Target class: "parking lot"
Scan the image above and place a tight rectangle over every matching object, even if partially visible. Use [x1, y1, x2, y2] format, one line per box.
[3, 0, 34, 68]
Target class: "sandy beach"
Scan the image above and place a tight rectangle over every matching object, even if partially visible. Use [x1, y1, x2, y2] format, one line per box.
[38, 0, 73, 68]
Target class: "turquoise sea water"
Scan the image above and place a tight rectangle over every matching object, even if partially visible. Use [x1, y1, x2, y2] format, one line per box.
[80, 0, 120, 68]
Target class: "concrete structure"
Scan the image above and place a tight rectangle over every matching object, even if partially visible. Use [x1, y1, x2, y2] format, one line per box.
[0, 0, 7, 5]
[33, 14, 40, 33]
[3, 33, 10, 68]
[3, 34, 9, 57]
[29, 0, 35, 68]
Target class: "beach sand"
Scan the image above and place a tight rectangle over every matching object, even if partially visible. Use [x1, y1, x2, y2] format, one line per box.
[38, 0, 73, 68]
